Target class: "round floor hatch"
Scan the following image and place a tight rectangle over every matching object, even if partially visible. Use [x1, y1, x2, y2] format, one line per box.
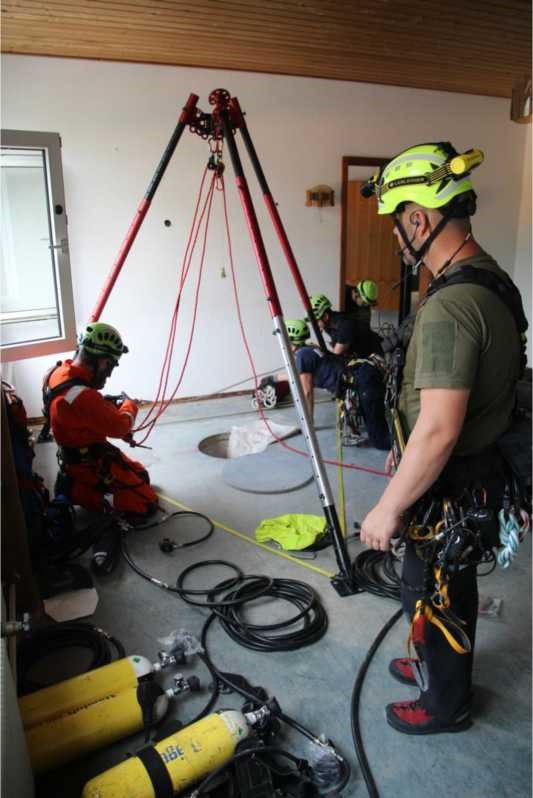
[198, 432, 233, 459]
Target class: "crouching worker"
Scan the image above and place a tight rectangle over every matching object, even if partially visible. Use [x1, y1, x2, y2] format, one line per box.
[285, 319, 389, 450]
[43, 323, 158, 523]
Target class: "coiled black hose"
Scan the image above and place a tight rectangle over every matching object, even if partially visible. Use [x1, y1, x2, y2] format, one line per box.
[211, 576, 328, 652]
[351, 549, 402, 601]
[122, 540, 329, 652]
[17, 622, 125, 695]
[122, 531, 345, 788]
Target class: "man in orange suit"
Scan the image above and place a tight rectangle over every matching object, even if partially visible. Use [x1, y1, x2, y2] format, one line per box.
[44, 322, 157, 521]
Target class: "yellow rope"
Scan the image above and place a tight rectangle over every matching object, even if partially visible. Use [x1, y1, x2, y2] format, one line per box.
[335, 402, 347, 538]
[157, 492, 335, 579]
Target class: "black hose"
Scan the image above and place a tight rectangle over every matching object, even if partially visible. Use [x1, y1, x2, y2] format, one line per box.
[348, 549, 403, 797]
[149, 510, 214, 542]
[121, 543, 329, 652]
[198, 614, 351, 795]
[17, 622, 125, 695]
[350, 609, 403, 798]
[352, 550, 402, 601]
[123, 541, 344, 784]
[212, 577, 328, 652]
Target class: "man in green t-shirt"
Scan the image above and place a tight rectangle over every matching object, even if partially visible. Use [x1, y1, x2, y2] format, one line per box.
[359, 142, 526, 735]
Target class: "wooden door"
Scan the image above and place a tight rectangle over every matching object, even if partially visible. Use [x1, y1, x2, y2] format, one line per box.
[345, 180, 400, 311]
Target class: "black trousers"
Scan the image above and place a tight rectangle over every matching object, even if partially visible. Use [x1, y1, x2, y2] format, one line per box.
[400, 450, 508, 720]
[355, 363, 390, 450]
[401, 540, 477, 720]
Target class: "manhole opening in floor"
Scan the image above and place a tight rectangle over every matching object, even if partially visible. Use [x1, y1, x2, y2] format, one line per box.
[198, 432, 235, 459]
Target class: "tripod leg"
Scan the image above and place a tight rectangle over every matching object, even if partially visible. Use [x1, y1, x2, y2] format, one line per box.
[90, 93, 200, 322]
[221, 111, 357, 595]
[231, 97, 327, 353]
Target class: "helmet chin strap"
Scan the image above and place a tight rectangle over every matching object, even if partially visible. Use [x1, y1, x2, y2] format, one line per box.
[395, 204, 457, 276]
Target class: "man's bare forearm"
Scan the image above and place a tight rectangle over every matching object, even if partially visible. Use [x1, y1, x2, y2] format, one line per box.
[377, 429, 456, 515]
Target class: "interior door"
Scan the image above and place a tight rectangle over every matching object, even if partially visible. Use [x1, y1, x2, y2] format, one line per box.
[345, 180, 400, 311]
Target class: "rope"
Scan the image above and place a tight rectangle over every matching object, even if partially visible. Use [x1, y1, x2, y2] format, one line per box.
[336, 402, 347, 537]
[134, 164, 209, 433]
[220, 176, 388, 479]
[129, 160, 388, 477]
[158, 492, 335, 579]
[497, 507, 529, 568]
[134, 167, 216, 442]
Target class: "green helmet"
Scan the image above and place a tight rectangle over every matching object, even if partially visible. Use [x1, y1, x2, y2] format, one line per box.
[367, 143, 483, 215]
[356, 280, 378, 305]
[78, 322, 128, 364]
[285, 319, 310, 345]
[309, 293, 332, 321]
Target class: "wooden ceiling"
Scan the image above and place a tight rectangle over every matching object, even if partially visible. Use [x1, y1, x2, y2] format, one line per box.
[2, 0, 531, 99]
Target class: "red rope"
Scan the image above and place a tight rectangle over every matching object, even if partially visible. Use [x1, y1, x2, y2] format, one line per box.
[129, 159, 388, 480]
[134, 167, 216, 443]
[220, 176, 388, 479]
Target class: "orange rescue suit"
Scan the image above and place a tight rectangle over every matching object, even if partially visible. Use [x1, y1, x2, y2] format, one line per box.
[48, 361, 157, 516]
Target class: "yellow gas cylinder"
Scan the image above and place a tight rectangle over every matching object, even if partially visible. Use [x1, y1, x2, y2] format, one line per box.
[19, 655, 156, 730]
[82, 710, 250, 798]
[26, 684, 168, 773]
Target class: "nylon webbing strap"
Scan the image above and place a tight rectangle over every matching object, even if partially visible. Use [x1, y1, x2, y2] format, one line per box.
[136, 745, 174, 798]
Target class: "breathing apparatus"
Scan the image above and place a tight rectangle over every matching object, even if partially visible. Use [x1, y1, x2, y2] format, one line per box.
[82, 699, 348, 798]
[19, 634, 202, 773]
[361, 143, 484, 274]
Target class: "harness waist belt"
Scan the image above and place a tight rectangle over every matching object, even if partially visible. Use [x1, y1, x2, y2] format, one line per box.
[59, 442, 113, 465]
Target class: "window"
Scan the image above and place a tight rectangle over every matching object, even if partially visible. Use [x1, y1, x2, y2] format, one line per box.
[1, 130, 76, 362]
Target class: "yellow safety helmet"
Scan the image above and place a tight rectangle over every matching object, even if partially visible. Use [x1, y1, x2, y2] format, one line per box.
[363, 142, 483, 216]
[356, 280, 378, 305]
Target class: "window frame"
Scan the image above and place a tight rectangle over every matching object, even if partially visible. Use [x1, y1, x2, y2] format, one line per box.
[1, 129, 77, 362]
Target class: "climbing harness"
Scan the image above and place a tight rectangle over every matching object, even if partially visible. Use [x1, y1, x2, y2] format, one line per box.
[336, 354, 386, 447]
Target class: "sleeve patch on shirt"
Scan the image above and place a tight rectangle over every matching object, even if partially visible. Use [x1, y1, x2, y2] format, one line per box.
[420, 320, 455, 373]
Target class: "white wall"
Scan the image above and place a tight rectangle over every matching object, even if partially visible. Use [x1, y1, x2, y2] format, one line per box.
[2, 55, 531, 415]
[512, 126, 532, 364]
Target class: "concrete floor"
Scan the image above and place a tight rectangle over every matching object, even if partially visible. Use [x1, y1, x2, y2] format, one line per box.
[31, 393, 532, 798]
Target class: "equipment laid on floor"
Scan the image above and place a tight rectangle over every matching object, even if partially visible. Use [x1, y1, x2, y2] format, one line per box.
[19, 649, 178, 726]
[121, 548, 328, 653]
[88, 88, 357, 597]
[17, 622, 125, 696]
[255, 513, 326, 550]
[19, 627, 201, 773]
[81, 708, 253, 798]
[82, 632, 350, 797]
[25, 672, 200, 773]
[250, 376, 290, 410]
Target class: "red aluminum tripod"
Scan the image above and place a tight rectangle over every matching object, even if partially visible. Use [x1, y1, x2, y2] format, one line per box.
[90, 88, 358, 595]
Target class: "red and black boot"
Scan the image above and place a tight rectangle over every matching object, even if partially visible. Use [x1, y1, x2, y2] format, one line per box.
[386, 699, 472, 735]
[388, 658, 418, 685]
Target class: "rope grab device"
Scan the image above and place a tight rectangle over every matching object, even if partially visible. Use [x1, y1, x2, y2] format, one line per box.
[88, 88, 358, 597]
